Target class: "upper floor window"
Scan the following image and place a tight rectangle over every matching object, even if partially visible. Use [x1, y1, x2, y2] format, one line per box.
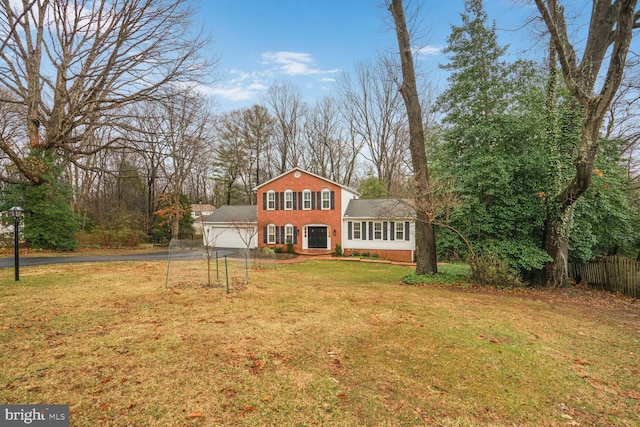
[267, 191, 276, 210]
[284, 190, 293, 210]
[303, 190, 312, 210]
[321, 189, 331, 210]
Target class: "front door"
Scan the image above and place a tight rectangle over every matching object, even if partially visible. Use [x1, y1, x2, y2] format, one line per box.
[307, 226, 328, 249]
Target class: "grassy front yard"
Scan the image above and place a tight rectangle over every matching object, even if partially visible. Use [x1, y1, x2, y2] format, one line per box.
[1, 260, 639, 426]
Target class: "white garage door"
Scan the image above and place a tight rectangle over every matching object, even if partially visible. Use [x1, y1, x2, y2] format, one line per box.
[204, 225, 257, 249]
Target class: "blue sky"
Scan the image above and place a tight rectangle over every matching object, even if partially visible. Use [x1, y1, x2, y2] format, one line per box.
[195, 0, 539, 112]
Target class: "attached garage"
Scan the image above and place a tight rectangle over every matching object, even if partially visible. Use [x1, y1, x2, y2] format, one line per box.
[202, 205, 258, 249]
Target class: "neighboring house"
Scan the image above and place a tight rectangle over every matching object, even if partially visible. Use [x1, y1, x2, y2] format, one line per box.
[191, 204, 216, 235]
[202, 205, 258, 249]
[202, 168, 416, 262]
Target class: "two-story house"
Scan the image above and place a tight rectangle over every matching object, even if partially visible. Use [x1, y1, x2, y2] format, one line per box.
[256, 168, 358, 252]
[202, 167, 416, 262]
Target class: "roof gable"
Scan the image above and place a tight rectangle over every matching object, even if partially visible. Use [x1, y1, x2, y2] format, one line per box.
[254, 167, 359, 195]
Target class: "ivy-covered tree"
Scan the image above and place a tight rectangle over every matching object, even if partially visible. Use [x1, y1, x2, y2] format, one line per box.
[534, 0, 639, 287]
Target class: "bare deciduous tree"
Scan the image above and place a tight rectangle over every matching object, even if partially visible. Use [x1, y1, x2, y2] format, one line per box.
[337, 59, 410, 195]
[267, 82, 307, 174]
[303, 96, 362, 186]
[0, 0, 211, 184]
[155, 89, 215, 238]
[239, 105, 276, 197]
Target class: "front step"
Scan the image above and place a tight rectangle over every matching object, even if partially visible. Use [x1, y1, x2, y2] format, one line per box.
[295, 249, 334, 256]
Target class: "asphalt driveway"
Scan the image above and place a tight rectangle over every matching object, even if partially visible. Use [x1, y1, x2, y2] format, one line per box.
[0, 248, 238, 268]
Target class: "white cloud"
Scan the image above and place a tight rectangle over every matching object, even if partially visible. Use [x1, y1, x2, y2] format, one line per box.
[415, 45, 442, 57]
[210, 52, 341, 106]
[209, 82, 269, 102]
[206, 68, 272, 102]
[261, 51, 340, 76]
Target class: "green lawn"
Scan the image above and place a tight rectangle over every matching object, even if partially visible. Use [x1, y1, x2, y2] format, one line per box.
[1, 259, 638, 426]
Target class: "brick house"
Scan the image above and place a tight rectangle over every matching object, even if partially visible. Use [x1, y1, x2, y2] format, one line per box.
[256, 168, 358, 252]
[202, 167, 416, 262]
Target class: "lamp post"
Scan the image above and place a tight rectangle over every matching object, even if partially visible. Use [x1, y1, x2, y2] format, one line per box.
[8, 206, 23, 281]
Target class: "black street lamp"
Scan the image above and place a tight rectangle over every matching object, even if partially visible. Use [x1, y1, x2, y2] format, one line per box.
[8, 206, 23, 281]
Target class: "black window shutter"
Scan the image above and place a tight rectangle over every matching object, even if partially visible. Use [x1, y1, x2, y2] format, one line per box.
[317, 192, 322, 210]
[298, 192, 303, 210]
[369, 222, 373, 240]
[383, 221, 388, 240]
[280, 192, 285, 210]
[263, 193, 267, 210]
[330, 191, 335, 210]
[292, 192, 297, 210]
[361, 221, 367, 240]
[274, 193, 279, 210]
[281, 226, 285, 244]
[390, 222, 395, 241]
[263, 226, 267, 243]
[347, 222, 352, 240]
[405, 222, 410, 240]
[293, 226, 298, 244]
[275, 226, 279, 244]
[311, 192, 316, 210]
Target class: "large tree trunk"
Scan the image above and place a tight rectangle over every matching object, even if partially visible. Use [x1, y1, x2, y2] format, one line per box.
[543, 114, 600, 286]
[543, 209, 572, 287]
[534, 0, 638, 287]
[389, 0, 438, 274]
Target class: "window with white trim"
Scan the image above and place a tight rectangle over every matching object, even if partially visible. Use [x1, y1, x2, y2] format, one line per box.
[267, 224, 276, 244]
[353, 222, 361, 240]
[374, 222, 383, 240]
[395, 221, 404, 240]
[321, 189, 331, 210]
[284, 190, 293, 210]
[285, 224, 294, 244]
[303, 190, 312, 210]
[267, 191, 276, 210]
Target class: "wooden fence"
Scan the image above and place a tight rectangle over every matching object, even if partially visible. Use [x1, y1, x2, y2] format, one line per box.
[568, 256, 640, 298]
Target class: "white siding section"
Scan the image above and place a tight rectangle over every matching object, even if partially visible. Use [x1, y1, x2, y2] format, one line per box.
[342, 219, 415, 251]
[340, 189, 359, 242]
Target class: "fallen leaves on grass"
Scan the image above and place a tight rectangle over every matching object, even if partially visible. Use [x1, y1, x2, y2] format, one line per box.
[246, 351, 266, 375]
[186, 411, 203, 418]
[240, 406, 254, 417]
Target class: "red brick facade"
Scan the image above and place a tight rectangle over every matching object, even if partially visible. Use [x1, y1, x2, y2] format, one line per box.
[256, 169, 348, 252]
